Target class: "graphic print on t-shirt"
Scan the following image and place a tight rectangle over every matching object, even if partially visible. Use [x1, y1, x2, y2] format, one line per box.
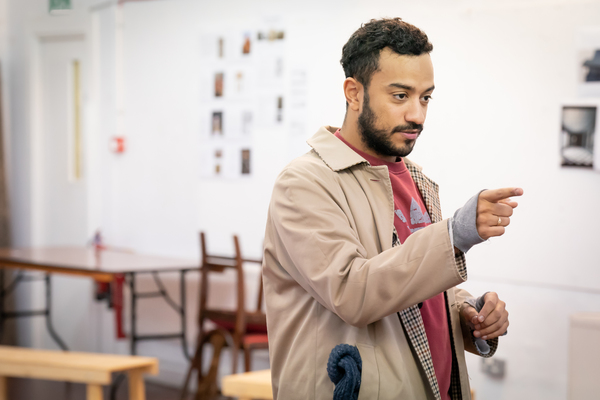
[396, 198, 432, 234]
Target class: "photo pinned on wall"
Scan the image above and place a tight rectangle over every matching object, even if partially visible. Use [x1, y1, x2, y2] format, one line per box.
[276, 96, 283, 123]
[576, 28, 600, 97]
[288, 68, 309, 138]
[560, 103, 597, 169]
[257, 29, 285, 41]
[236, 71, 245, 93]
[242, 32, 252, 55]
[578, 48, 600, 97]
[214, 72, 224, 97]
[241, 149, 251, 175]
[214, 148, 223, 175]
[212, 111, 223, 136]
[582, 50, 600, 82]
[218, 37, 225, 58]
[255, 43, 284, 90]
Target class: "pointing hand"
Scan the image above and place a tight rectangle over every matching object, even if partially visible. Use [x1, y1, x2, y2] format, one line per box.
[476, 188, 523, 240]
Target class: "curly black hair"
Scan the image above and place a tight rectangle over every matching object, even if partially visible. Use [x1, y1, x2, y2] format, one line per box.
[341, 18, 433, 89]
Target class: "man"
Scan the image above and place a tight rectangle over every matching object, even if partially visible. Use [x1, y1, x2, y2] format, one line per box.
[262, 18, 522, 400]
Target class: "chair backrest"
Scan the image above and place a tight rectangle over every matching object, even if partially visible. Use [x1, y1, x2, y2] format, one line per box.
[198, 232, 264, 341]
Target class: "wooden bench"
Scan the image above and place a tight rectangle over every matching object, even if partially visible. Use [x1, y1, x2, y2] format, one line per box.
[222, 369, 273, 400]
[0, 345, 158, 400]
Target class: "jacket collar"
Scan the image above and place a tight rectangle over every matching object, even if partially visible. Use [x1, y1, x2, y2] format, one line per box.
[307, 126, 365, 171]
[307, 125, 423, 172]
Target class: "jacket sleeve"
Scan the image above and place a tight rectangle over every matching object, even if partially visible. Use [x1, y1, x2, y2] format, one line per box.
[266, 164, 467, 328]
[454, 288, 499, 357]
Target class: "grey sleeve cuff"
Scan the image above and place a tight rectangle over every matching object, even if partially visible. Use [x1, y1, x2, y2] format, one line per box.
[451, 190, 486, 253]
[464, 294, 487, 311]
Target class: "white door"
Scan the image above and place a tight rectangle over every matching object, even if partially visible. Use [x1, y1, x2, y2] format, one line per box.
[31, 35, 95, 351]
[37, 35, 88, 246]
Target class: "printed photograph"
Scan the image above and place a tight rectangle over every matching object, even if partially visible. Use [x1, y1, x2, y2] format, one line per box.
[236, 71, 245, 93]
[242, 32, 251, 55]
[561, 105, 596, 168]
[257, 30, 285, 41]
[214, 149, 222, 175]
[218, 37, 224, 58]
[276, 96, 283, 123]
[241, 149, 251, 175]
[212, 111, 223, 135]
[582, 49, 600, 82]
[214, 72, 224, 97]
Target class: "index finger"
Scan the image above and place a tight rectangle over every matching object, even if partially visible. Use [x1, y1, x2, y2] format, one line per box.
[480, 187, 524, 203]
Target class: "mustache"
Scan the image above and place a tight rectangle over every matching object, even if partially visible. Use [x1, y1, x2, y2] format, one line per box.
[392, 122, 423, 133]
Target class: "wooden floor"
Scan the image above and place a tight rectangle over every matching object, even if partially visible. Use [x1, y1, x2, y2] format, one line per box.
[4, 376, 230, 400]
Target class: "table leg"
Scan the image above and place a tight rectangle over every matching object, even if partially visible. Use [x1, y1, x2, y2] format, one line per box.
[180, 270, 191, 360]
[86, 384, 103, 400]
[129, 273, 137, 355]
[44, 273, 69, 350]
[128, 369, 145, 400]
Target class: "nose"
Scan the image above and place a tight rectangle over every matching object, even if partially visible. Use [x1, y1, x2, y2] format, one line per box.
[405, 99, 426, 126]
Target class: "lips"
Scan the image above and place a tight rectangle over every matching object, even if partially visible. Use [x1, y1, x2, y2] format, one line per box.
[400, 131, 420, 140]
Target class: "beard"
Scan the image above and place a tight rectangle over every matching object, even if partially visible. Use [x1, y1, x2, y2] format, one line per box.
[357, 92, 423, 159]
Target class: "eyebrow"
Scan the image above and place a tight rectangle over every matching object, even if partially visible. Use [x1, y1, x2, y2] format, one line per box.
[388, 83, 435, 93]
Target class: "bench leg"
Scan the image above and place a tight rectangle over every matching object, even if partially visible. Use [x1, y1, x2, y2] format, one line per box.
[128, 369, 145, 400]
[0, 376, 6, 400]
[87, 384, 103, 400]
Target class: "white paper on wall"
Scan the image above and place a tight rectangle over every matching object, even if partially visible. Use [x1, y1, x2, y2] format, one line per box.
[199, 17, 287, 178]
[288, 68, 309, 137]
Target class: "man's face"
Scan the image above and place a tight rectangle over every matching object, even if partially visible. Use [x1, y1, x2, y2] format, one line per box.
[357, 49, 435, 159]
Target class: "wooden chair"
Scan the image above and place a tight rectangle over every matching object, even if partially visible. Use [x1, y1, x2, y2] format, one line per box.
[181, 232, 268, 400]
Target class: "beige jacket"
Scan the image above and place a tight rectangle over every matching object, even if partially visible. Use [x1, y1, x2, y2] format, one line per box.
[263, 126, 496, 400]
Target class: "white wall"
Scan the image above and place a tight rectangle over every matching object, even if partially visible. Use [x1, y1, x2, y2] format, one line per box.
[4, 0, 600, 397]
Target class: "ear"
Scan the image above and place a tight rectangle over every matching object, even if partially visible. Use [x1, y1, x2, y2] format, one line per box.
[343, 77, 362, 112]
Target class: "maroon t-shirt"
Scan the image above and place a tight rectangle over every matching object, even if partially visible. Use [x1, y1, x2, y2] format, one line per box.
[335, 130, 452, 399]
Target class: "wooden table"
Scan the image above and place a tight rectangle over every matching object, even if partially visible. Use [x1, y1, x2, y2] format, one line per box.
[221, 369, 273, 400]
[0, 247, 198, 358]
[0, 345, 158, 400]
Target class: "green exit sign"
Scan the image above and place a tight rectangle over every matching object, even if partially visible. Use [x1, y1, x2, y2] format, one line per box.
[49, 0, 72, 14]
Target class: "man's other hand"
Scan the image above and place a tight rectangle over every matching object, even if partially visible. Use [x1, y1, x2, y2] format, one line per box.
[460, 292, 509, 340]
[476, 188, 524, 240]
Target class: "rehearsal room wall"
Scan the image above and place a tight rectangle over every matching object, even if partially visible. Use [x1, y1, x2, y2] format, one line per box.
[3, 0, 600, 398]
